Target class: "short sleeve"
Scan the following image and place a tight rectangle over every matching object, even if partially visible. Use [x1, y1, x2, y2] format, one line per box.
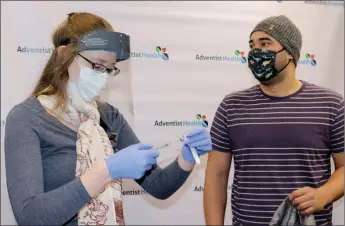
[210, 97, 231, 153]
[330, 98, 344, 153]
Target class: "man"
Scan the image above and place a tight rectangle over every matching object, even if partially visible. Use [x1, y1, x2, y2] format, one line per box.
[204, 15, 344, 226]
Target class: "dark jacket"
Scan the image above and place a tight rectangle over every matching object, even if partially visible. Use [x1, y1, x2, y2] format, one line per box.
[269, 197, 316, 226]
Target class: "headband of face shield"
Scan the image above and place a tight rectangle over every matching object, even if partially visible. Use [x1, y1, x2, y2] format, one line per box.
[67, 31, 130, 103]
[77, 30, 130, 62]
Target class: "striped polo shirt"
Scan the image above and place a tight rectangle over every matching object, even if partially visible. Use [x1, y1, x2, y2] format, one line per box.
[210, 81, 344, 226]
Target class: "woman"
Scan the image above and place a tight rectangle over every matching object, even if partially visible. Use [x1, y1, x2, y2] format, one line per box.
[4, 12, 212, 225]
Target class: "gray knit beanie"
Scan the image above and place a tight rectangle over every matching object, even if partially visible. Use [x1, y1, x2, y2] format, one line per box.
[250, 15, 302, 65]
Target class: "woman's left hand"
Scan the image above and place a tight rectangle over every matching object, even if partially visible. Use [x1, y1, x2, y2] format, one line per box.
[181, 127, 212, 164]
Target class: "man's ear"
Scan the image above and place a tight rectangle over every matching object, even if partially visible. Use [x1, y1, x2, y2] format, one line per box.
[287, 53, 294, 60]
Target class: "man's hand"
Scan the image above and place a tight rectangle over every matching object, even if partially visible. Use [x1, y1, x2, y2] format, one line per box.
[289, 186, 327, 215]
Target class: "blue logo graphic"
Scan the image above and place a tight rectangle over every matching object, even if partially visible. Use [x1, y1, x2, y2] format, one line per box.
[156, 46, 169, 61]
[235, 50, 247, 64]
[131, 46, 169, 61]
[298, 53, 317, 67]
[196, 114, 209, 128]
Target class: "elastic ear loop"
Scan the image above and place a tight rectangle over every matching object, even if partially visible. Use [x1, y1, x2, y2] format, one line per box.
[276, 49, 292, 74]
[277, 59, 292, 74]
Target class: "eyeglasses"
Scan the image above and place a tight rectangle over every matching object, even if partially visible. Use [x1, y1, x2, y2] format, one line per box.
[77, 53, 120, 76]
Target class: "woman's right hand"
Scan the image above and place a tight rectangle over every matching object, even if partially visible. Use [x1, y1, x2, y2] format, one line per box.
[104, 143, 160, 180]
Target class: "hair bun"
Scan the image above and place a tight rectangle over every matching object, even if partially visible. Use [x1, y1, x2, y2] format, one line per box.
[67, 13, 75, 20]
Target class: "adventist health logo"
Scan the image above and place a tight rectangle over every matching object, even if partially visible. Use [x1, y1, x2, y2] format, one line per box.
[154, 114, 209, 128]
[196, 114, 209, 127]
[196, 50, 247, 64]
[122, 188, 149, 196]
[279, 0, 344, 6]
[304, 0, 344, 7]
[131, 45, 169, 61]
[17, 46, 55, 54]
[298, 53, 317, 67]
[194, 184, 233, 192]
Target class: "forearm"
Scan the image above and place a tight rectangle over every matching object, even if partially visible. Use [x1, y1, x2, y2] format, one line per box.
[135, 157, 192, 200]
[12, 161, 110, 225]
[80, 160, 111, 197]
[11, 178, 91, 225]
[318, 166, 344, 205]
[203, 175, 228, 225]
[177, 154, 194, 171]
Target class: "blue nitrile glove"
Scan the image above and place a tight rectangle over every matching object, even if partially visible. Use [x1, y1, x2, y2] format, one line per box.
[105, 143, 159, 180]
[181, 127, 212, 164]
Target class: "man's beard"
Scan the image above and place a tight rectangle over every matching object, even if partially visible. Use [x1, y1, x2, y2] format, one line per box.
[259, 71, 285, 86]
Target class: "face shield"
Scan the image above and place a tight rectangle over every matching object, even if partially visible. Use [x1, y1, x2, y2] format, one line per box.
[77, 30, 134, 117]
[77, 30, 130, 62]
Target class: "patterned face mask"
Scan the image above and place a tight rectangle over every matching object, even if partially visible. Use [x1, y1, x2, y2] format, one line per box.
[247, 48, 291, 82]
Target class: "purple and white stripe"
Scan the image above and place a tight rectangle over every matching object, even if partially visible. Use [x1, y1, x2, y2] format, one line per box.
[210, 81, 344, 226]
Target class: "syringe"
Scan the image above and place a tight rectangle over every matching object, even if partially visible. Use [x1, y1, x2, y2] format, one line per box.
[152, 135, 201, 164]
[154, 142, 172, 150]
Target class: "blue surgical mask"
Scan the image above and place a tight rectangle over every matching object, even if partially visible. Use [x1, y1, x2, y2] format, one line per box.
[73, 65, 108, 102]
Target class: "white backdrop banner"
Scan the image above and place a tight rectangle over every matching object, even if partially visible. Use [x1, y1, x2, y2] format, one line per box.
[1, 1, 344, 225]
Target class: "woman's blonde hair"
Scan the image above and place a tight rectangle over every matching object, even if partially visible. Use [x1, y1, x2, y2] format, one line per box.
[32, 12, 114, 112]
